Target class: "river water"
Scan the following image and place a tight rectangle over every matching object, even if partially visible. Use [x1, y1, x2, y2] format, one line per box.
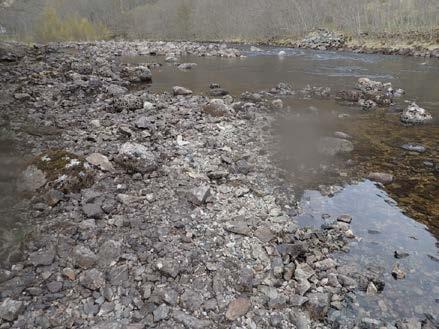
[125, 46, 438, 322]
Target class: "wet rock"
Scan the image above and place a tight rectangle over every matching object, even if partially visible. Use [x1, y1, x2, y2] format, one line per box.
[208, 88, 229, 97]
[368, 172, 394, 184]
[401, 103, 433, 124]
[188, 185, 210, 206]
[225, 297, 251, 321]
[337, 214, 352, 224]
[79, 269, 106, 290]
[278, 51, 286, 57]
[400, 143, 426, 153]
[116, 142, 157, 174]
[172, 86, 193, 96]
[317, 137, 354, 156]
[0, 298, 24, 321]
[178, 63, 197, 70]
[366, 282, 378, 295]
[153, 304, 169, 322]
[202, 99, 232, 117]
[334, 131, 351, 139]
[86, 153, 115, 173]
[122, 66, 152, 83]
[394, 250, 410, 259]
[391, 263, 406, 279]
[271, 99, 284, 109]
[73, 245, 97, 269]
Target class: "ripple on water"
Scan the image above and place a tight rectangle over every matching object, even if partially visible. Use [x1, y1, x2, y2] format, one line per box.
[296, 180, 439, 321]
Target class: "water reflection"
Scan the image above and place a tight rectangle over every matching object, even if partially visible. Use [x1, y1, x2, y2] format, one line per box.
[297, 180, 439, 320]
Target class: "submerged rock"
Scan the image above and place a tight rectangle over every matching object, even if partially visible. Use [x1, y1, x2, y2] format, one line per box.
[401, 103, 432, 124]
[317, 137, 354, 156]
[368, 172, 394, 184]
[400, 143, 426, 153]
[178, 63, 197, 70]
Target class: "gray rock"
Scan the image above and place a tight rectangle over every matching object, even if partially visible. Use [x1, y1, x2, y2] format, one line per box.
[116, 142, 157, 174]
[0, 298, 24, 321]
[29, 249, 55, 266]
[180, 290, 204, 311]
[17, 165, 47, 193]
[359, 317, 381, 329]
[296, 278, 311, 296]
[113, 94, 143, 112]
[188, 185, 210, 206]
[208, 88, 229, 97]
[97, 240, 122, 266]
[305, 292, 329, 320]
[394, 250, 410, 259]
[401, 143, 426, 153]
[153, 304, 169, 322]
[317, 137, 354, 156]
[46, 281, 63, 293]
[202, 99, 231, 117]
[156, 258, 180, 278]
[178, 63, 197, 70]
[82, 203, 104, 219]
[337, 214, 352, 224]
[172, 86, 193, 96]
[86, 153, 115, 172]
[79, 269, 106, 290]
[73, 245, 97, 269]
[295, 263, 315, 280]
[173, 310, 212, 328]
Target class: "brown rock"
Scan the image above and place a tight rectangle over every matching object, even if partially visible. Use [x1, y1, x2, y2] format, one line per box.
[225, 297, 251, 321]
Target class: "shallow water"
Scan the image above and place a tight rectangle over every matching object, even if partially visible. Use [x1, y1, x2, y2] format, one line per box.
[297, 180, 439, 321]
[124, 46, 439, 321]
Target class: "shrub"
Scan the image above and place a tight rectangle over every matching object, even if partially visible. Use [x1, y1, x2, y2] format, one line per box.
[35, 7, 109, 42]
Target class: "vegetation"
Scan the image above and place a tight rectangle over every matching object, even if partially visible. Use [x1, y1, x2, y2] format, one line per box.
[0, 0, 438, 42]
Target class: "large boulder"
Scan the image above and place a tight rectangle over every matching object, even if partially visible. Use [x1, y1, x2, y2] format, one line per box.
[121, 66, 152, 83]
[115, 142, 158, 174]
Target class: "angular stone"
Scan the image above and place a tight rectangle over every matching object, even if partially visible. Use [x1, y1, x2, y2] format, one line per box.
[294, 263, 315, 280]
[79, 269, 106, 290]
[73, 245, 97, 269]
[97, 240, 122, 266]
[0, 298, 24, 321]
[188, 185, 210, 206]
[18, 165, 47, 193]
[86, 153, 115, 173]
[173, 310, 212, 329]
[153, 304, 169, 322]
[82, 203, 104, 219]
[305, 292, 329, 320]
[29, 249, 55, 267]
[225, 297, 251, 321]
[391, 263, 406, 279]
[254, 227, 275, 243]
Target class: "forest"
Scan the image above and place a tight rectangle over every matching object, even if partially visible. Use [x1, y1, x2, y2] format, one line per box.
[1, 0, 438, 42]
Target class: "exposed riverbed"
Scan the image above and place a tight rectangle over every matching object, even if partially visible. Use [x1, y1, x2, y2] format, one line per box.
[0, 41, 437, 328]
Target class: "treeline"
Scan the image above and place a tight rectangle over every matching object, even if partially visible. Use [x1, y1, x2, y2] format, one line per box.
[1, 0, 438, 41]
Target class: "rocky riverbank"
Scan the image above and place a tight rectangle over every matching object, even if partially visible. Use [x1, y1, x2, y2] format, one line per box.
[257, 29, 439, 58]
[0, 41, 437, 329]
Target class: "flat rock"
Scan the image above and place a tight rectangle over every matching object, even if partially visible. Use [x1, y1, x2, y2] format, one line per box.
[86, 153, 115, 172]
[401, 143, 426, 153]
[317, 137, 354, 156]
[368, 172, 394, 184]
[0, 298, 24, 321]
[225, 297, 251, 321]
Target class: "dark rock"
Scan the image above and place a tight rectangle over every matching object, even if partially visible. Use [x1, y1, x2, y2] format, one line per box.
[305, 292, 330, 320]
